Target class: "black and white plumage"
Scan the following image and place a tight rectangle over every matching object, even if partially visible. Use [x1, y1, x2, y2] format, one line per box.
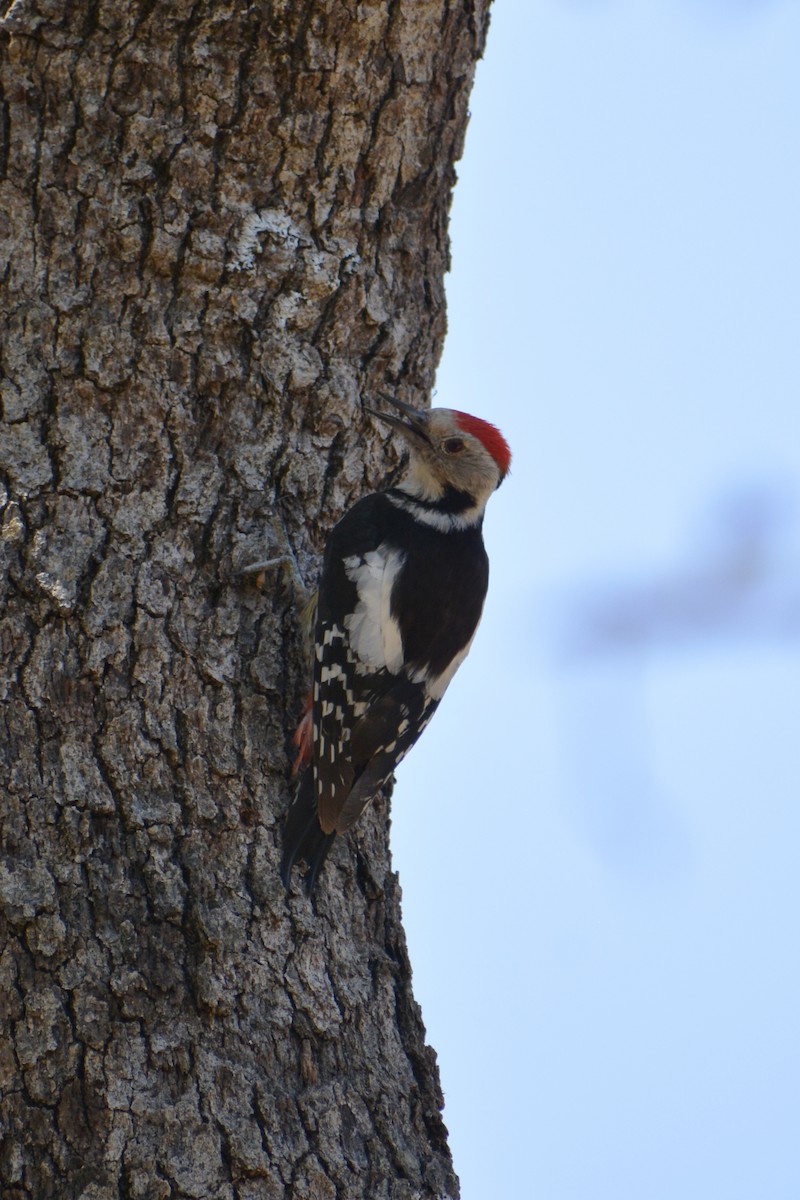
[281, 396, 511, 892]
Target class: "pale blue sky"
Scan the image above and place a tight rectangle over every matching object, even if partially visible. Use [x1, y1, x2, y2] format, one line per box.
[392, 3, 800, 1198]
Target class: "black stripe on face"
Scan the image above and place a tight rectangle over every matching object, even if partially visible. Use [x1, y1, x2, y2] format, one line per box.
[388, 484, 476, 515]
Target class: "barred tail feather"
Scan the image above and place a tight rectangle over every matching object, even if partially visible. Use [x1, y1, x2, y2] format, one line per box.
[280, 771, 336, 894]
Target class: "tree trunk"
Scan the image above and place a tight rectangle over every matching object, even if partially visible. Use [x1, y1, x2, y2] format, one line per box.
[0, 0, 489, 1196]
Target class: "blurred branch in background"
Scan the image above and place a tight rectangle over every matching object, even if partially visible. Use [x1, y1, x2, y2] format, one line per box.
[545, 484, 800, 880]
[555, 485, 800, 663]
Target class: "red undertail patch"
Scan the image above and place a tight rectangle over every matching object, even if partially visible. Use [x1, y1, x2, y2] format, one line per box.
[292, 690, 313, 774]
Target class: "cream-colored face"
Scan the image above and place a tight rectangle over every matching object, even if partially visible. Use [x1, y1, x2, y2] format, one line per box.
[399, 408, 503, 511]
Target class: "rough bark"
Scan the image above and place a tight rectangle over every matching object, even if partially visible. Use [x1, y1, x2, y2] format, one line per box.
[0, 0, 489, 1196]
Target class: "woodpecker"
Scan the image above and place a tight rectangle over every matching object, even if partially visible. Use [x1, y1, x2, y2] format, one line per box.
[281, 395, 511, 892]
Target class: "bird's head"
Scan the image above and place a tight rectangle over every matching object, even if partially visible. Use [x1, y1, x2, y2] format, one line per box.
[367, 395, 511, 520]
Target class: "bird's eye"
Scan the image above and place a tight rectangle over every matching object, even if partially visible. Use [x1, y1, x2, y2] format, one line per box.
[442, 437, 465, 455]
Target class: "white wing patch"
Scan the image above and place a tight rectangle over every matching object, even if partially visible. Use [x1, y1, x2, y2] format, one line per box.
[343, 548, 406, 673]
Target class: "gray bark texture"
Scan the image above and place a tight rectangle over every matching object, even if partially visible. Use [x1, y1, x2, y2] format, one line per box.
[0, 0, 490, 1196]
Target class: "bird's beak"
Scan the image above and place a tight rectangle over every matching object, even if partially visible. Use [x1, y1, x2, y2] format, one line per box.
[365, 394, 431, 445]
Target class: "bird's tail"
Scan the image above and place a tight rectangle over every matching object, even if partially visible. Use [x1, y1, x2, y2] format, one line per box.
[280, 770, 335, 894]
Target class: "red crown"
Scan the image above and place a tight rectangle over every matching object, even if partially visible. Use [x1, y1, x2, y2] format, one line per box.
[453, 411, 512, 478]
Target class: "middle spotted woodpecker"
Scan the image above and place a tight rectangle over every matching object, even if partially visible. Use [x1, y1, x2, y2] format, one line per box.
[281, 395, 511, 892]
